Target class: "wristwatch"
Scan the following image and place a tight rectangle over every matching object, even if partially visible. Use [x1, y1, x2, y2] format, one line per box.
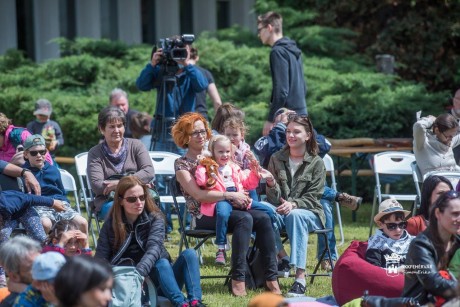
[21, 168, 31, 177]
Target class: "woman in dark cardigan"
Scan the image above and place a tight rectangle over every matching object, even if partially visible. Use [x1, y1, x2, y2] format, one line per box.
[95, 176, 204, 307]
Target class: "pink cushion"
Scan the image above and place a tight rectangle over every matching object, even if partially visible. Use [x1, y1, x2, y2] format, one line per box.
[332, 240, 404, 305]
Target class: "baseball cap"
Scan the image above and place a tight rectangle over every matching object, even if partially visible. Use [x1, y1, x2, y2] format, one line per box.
[33, 99, 52, 116]
[31, 252, 66, 281]
[374, 198, 411, 223]
[24, 134, 46, 150]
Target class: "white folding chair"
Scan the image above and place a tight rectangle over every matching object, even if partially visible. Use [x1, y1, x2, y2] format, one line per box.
[411, 161, 423, 216]
[148, 151, 182, 204]
[322, 154, 344, 247]
[369, 151, 417, 237]
[423, 170, 460, 191]
[59, 169, 81, 213]
[74, 152, 99, 247]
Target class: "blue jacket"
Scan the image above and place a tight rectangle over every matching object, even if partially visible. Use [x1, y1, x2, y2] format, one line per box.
[136, 63, 208, 118]
[0, 160, 54, 219]
[254, 123, 331, 168]
[23, 161, 69, 202]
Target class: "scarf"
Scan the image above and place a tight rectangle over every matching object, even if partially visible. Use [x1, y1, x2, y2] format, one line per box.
[368, 229, 414, 260]
[101, 139, 127, 173]
[234, 140, 251, 170]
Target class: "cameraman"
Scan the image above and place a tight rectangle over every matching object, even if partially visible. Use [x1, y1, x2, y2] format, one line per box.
[136, 36, 208, 154]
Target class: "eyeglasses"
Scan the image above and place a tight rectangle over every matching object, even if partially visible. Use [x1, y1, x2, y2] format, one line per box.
[444, 190, 459, 199]
[29, 150, 47, 157]
[191, 129, 207, 138]
[384, 221, 407, 231]
[120, 195, 146, 203]
[257, 25, 267, 34]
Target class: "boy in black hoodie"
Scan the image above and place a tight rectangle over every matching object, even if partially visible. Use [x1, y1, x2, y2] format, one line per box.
[257, 12, 308, 136]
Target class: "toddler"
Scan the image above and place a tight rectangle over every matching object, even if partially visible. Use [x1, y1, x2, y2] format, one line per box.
[195, 135, 275, 265]
[366, 199, 414, 269]
[43, 220, 92, 256]
[23, 134, 88, 234]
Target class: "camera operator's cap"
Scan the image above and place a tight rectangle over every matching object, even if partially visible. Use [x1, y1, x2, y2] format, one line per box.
[24, 134, 46, 150]
[33, 98, 52, 116]
[374, 198, 410, 223]
[32, 252, 66, 281]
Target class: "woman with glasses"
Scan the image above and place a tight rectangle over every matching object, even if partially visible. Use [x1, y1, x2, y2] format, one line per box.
[265, 114, 326, 297]
[95, 176, 204, 307]
[413, 113, 460, 177]
[87, 106, 155, 220]
[402, 190, 460, 305]
[173, 112, 281, 297]
[407, 175, 453, 236]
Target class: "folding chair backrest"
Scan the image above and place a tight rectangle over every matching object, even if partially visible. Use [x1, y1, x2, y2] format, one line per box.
[373, 152, 416, 175]
[322, 154, 344, 246]
[423, 170, 460, 190]
[411, 161, 423, 215]
[59, 169, 81, 213]
[149, 151, 181, 176]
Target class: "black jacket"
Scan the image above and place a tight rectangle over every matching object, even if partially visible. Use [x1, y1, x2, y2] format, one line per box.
[268, 37, 307, 121]
[402, 230, 459, 304]
[95, 210, 170, 277]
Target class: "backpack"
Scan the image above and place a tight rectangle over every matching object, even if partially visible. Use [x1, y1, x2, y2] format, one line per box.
[245, 243, 265, 290]
[111, 266, 157, 307]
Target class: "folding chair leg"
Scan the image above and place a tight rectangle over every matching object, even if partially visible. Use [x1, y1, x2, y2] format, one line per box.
[335, 201, 345, 246]
[369, 188, 378, 237]
[310, 232, 334, 284]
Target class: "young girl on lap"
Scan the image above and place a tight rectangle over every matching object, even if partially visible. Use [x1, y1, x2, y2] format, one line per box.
[195, 135, 275, 265]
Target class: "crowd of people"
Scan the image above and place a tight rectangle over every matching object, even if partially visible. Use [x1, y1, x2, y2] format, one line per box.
[0, 9, 460, 307]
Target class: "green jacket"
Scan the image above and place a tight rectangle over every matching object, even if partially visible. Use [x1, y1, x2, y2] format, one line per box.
[266, 146, 326, 226]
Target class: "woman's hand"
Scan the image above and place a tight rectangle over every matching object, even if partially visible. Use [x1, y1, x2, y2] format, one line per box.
[103, 180, 119, 195]
[228, 191, 251, 210]
[276, 198, 295, 215]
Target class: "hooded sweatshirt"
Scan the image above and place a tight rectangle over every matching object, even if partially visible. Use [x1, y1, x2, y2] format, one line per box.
[268, 37, 307, 121]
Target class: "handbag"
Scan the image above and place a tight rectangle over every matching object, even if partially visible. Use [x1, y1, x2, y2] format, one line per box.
[245, 242, 265, 290]
[111, 266, 157, 307]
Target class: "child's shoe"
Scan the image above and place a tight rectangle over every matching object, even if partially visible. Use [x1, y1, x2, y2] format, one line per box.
[215, 249, 226, 265]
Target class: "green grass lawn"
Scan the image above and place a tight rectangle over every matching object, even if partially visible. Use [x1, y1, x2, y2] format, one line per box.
[85, 201, 400, 306]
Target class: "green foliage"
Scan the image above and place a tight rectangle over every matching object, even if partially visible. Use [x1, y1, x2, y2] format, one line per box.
[55, 37, 129, 59]
[0, 49, 34, 72]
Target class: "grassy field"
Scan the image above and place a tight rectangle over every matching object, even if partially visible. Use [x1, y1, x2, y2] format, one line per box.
[84, 199, 414, 306]
[96, 202, 381, 307]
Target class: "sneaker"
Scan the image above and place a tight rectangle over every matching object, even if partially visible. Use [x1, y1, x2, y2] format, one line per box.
[338, 193, 362, 211]
[286, 281, 306, 297]
[190, 300, 206, 307]
[215, 249, 226, 265]
[320, 260, 334, 272]
[277, 259, 291, 278]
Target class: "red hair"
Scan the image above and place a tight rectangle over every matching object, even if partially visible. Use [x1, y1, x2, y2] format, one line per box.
[172, 113, 211, 148]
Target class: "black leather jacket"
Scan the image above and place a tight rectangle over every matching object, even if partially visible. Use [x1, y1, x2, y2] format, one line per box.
[402, 230, 459, 304]
[95, 210, 170, 277]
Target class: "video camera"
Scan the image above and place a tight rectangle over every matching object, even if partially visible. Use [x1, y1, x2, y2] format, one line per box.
[157, 34, 195, 64]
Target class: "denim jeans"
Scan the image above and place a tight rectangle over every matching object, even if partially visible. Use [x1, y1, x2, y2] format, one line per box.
[151, 249, 202, 306]
[273, 209, 323, 270]
[98, 201, 113, 221]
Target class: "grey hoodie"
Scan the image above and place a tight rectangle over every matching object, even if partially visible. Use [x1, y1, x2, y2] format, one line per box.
[268, 37, 307, 121]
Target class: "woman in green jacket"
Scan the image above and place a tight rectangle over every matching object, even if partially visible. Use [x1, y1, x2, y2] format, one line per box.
[266, 114, 326, 297]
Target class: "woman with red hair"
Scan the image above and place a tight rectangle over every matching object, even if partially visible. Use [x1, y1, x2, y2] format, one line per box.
[173, 112, 281, 297]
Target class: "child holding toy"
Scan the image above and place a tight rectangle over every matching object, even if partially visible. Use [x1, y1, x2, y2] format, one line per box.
[195, 135, 275, 265]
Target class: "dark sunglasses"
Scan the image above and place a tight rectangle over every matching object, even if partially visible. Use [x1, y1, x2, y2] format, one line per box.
[120, 195, 146, 203]
[444, 190, 459, 199]
[29, 150, 47, 157]
[384, 221, 407, 231]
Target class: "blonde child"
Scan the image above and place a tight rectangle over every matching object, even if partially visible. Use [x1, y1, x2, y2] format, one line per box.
[43, 220, 92, 256]
[195, 135, 275, 265]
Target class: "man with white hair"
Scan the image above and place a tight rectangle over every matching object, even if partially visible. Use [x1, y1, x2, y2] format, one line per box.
[109, 88, 139, 139]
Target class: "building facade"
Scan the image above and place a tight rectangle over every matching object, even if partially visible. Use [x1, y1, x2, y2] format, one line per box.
[0, 0, 256, 62]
